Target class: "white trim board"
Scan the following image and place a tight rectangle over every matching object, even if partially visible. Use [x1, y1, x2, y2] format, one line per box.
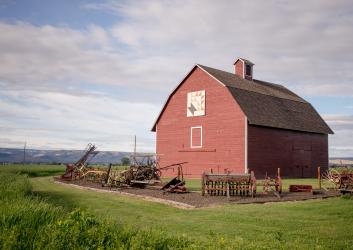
[190, 126, 203, 148]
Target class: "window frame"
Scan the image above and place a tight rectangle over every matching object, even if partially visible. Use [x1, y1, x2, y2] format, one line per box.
[190, 126, 203, 148]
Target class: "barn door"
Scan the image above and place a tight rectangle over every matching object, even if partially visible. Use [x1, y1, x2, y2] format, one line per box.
[292, 149, 312, 178]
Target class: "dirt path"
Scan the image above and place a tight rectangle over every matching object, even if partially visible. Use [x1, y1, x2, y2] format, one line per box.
[54, 178, 340, 209]
[54, 180, 196, 209]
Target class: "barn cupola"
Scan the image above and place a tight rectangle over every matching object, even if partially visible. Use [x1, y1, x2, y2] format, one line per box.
[234, 58, 254, 80]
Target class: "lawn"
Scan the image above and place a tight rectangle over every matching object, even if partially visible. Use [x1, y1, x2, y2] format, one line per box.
[0, 164, 65, 177]
[1, 164, 353, 249]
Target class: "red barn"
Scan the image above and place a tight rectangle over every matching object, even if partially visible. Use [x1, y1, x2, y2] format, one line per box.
[152, 58, 333, 178]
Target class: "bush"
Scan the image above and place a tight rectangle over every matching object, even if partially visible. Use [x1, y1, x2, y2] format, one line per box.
[0, 173, 194, 249]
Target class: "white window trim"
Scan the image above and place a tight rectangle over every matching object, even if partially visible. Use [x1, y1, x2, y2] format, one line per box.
[190, 126, 202, 148]
[187, 90, 206, 117]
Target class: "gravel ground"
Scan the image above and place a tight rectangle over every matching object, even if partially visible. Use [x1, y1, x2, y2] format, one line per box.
[55, 178, 340, 208]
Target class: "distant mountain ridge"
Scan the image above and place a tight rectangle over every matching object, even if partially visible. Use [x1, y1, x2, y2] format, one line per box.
[0, 148, 352, 165]
[0, 148, 132, 164]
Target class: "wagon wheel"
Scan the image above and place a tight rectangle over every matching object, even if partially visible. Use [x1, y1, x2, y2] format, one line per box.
[321, 170, 340, 191]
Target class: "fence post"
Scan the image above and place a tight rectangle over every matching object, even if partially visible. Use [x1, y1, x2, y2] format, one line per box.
[201, 172, 205, 196]
[318, 166, 321, 189]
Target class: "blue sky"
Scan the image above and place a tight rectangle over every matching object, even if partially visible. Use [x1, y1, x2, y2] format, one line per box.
[0, 0, 352, 156]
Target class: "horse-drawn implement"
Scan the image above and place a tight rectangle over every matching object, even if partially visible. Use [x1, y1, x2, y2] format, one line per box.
[161, 162, 188, 193]
[61, 143, 103, 181]
[321, 167, 353, 193]
[102, 153, 162, 188]
[201, 171, 257, 197]
[201, 168, 283, 198]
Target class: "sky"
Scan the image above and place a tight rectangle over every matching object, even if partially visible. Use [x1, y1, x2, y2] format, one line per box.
[0, 0, 352, 156]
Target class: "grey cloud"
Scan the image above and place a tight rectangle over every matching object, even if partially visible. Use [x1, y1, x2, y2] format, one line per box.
[2, 1, 353, 97]
[109, 0, 353, 96]
[324, 115, 353, 157]
[1, 0, 353, 155]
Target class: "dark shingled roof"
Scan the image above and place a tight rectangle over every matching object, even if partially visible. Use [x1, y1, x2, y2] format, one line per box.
[198, 65, 333, 134]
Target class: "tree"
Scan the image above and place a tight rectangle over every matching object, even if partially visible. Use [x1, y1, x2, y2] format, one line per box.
[121, 157, 131, 166]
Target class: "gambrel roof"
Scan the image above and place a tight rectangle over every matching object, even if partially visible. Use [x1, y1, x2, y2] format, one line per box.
[152, 64, 333, 134]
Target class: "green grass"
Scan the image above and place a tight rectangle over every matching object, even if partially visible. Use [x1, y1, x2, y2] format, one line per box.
[2, 164, 353, 249]
[31, 176, 353, 248]
[0, 164, 65, 177]
[0, 172, 196, 249]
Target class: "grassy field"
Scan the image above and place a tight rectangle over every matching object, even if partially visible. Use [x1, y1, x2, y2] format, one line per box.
[1, 164, 353, 249]
[0, 164, 65, 177]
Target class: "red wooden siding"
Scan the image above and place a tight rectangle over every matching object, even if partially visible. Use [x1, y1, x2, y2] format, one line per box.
[156, 67, 246, 178]
[247, 125, 328, 178]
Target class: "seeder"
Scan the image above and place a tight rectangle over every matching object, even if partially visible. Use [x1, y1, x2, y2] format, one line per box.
[201, 171, 257, 197]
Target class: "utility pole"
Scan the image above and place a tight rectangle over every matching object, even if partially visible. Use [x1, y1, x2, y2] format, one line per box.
[134, 135, 136, 157]
[23, 141, 27, 165]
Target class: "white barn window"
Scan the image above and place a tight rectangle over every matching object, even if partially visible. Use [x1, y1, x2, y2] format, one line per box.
[191, 126, 202, 148]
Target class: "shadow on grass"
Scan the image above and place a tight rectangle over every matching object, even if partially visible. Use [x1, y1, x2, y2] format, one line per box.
[32, 189, 78, 211]
[25, 171, 65, 177]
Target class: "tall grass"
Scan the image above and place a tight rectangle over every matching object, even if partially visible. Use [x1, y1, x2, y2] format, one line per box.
[0, 164, 65, 177]
[1, 173, 244, 249]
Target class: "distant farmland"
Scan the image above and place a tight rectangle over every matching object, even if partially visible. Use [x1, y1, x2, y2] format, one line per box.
[0, 148, 131, 164]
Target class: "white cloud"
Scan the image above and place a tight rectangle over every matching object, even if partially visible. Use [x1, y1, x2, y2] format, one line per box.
[0, 22, 182, 93]
[108, 0, 353, 96]
[2, 1, 353, 96]
[324, 115, 353, 157]
[0, 90, 158, 151]
[0, 0, 353, 154]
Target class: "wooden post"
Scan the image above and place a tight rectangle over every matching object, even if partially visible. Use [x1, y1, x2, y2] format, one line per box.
[277, 168, 281, 178]
[201, 173, 205, 196]
[318, 166, 321, 189]
[226, 181, 230, 199]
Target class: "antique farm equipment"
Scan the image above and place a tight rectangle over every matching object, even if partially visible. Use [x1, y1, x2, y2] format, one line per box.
[201, 171, 257, 197]
[161, 162, 188, 193]
[80, 168, 107, 182]
[102, 164, 129, 188]
[261, 168, 282, 198]
[128, 153, 161, 186]
[61, 143, 99, 180]
[289, 185, 312, 192]
[321, 167, 353, 193]
[103, 153, 162, 188]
